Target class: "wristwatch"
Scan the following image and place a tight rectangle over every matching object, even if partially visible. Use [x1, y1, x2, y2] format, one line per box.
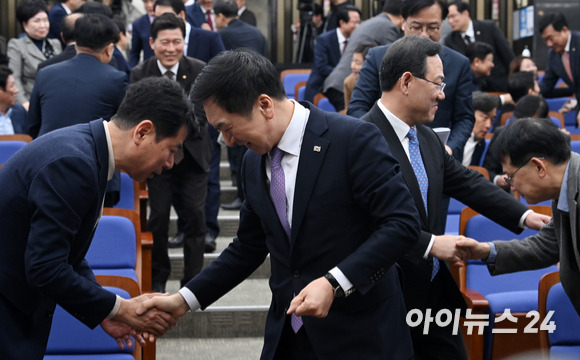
[324, 273, 345, 298]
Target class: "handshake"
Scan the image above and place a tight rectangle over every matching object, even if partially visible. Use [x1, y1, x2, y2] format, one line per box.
[101, 291, 191, 349]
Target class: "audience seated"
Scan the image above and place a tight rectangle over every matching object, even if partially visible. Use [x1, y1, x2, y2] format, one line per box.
[462, 92, 496, 167]
[37, 13, 82, 71]
[0, 66, 27, 134]
[509, 55, 538, 78]
[465, 41, 495, 92]
[344, 42, 377, 110]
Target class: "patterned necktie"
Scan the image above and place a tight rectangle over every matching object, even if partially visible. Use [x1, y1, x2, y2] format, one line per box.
[342, 39, 348, 54]
[407, 128, 439, 280]
[464, 34, 472, 45]
[206, 10, 214, 31]
[270, 147, 302, 332]
[563, 51, 574, 83]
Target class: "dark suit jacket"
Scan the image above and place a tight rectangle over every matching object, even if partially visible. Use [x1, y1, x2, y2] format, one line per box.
[48, 3, 67, 47]
[0, 120, 117, 358]
[27, 53, 128, 138]
[130, 56, 212, 172]
[491, 152, 580, 316]
[219, 19, 266, 55]
[349, 45, 475, 162]
[185, 2, 206, 28]
[445, 20, 515, 92]
[540, 31, 580, 104]
[363, 103, 530, 315]
[239, 8, 257, 27]
[304, 29, 341, 102]
[187, 26, 225, 63]
[113, 46, 131, 77]
[37, 43, 76, 71]
[185, 103, 421, 359]
[129, 14, 154, 68]
[8, 103, 27, 134]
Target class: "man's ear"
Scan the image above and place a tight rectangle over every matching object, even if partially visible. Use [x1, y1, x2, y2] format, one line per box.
[133, 120, 154, 145]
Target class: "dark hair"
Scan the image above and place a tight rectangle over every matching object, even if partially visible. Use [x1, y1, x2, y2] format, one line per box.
[150, 13, 186, 40]
[448, 0, 469, 14]
[538, 12, 568, 33]
[336, 5, 361, 25]
[507, 71, 535, 103]
[190, 49, 286, 117]
[495, 117, 570, 167]
[514, 95, 549, 119]
[75, 2, 114, 18]
[354, 42, 379, 58]
[113, 77, 192, 141]
[60, 13, 83, 44]
[382, 0, 405, 16]
[313, 3, 323, 16]
[213, 0, 238, 18]
[16, 0, 48, 25]
[112, 15, 126, 35]
[74, 13, 120, 51]
[402, 0, 448, 21]
[380, 35, 441, 92]
[465, 41, 493, 63]
[154, 0, 186, 15]
[472, 91, 497, 113]
[0, 65, 13, 90]
[509, 55, 534, 76]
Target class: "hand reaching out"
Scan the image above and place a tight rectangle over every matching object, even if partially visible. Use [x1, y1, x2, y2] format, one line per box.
[136, 293, 191, 321]
[101, 318, 145, 349]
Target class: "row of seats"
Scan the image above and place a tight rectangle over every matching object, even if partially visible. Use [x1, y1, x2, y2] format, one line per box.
[280, 69, 338, 112]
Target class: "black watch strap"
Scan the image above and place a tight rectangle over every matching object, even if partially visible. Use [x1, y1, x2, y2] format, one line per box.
[324, 272, 345, 298]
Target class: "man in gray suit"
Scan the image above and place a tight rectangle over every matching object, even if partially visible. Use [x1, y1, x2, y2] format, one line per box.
[321, 0, 404, 111]
[459, 118, 580, 316]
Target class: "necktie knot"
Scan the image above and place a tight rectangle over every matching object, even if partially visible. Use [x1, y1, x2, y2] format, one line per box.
[407, 127, 417, 142]
[164, 70, 174, 81]
[464, 34, 472, 45]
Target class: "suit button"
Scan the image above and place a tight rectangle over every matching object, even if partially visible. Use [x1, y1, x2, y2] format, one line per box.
[292, 270, 300, 278]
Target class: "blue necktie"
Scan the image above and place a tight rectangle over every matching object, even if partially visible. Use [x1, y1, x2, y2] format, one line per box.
[270, 147, 303, 332]
[407, 128, 439, 281]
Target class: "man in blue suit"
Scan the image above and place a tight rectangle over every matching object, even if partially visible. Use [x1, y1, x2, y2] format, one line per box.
[304, 6, 360, 104]
[348, 0, 474, 163]
[213, 0, 266, 55]
[129, 0, 156, 67]
[48, 0, 84, 47]
[27, 14, 128, 138]
[0, 77, 185, 359]
[185, 1, 206, 28]
[0, 66, 27, 134]
[538, 12, 580, 127]
[136, 49, 421, 360]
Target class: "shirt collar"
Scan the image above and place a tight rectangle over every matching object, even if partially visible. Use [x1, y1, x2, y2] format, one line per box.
[238, 6, 246, 16]
[557, 160, 571, 212]
[462, 20, 474, 39]
[336, 27, 347, 44]
[103, 120, 115, 181]
[565, 32, 572, 53]
[377, 99, 411, 143]
[274, 100, 309, 158]
[157, 60, 180, 78]
[61, 3, 72, 14]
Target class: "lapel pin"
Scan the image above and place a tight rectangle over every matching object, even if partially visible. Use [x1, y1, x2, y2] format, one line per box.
[182, 75, 187, 79]
[313, 146, 321, 152]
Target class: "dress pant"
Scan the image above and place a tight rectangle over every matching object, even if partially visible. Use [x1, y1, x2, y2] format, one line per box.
[148, 150, 208, 287]
[205, 126, 221, 237]
[273, 316, 317, 360]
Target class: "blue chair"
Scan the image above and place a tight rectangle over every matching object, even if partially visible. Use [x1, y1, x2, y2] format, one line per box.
[44, 276, 141, 360]
[0, 140, 27, 164]
[539, 271, 580, 359]
[446, 166, 488, 235]
[458, 206, 558, 360]
[280, 69, 311, 100]
[115, 172, 139, 211]
[313, 93, 337, 112]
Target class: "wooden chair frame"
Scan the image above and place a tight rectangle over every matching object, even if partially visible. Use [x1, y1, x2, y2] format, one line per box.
[538, 271, 560, 355]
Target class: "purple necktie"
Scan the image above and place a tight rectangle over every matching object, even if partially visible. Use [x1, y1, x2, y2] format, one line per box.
[407, 128, 439, 280]
[270, 147, 303, 332]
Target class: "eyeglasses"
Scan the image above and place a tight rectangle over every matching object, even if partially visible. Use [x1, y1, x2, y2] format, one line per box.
[504, 157, 543, 188]
[413, 75, 446, 93]
[405, 22, 441, 36]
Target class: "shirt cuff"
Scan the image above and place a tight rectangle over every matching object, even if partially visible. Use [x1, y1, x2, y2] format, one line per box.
[493, 174, 503, 185]
[423, 234, 436, 259]
[106, 295, 123, 319]
[519, 209, 533, 229]
[484, 242, 497, 263]
[329, 267, 354, 294]
[178, 287, 200, 312]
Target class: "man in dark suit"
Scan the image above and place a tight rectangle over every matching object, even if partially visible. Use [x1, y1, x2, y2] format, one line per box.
[445, 0, 514, 92]
[0, 66, 27, 134]
[362, 35, 550, 359]
[236, 0, 256, 26]
[348, 0, 474, 163]
[322, 0, 352, 33]
[465, 41, 495, 92]
[27, 14, 128, 138]
[38, 13, 82, 71]
[0, 77, 184, 360]
[458, 118, 580, 317]
[214, 0, 266, 55]
[538, 12, 580, 127]
[129, 0, 156, 67]
[47, 0, 84, 47]
[462, 91, 496, 167]
[131, 13, 211, 293]
[304, 6, 360, 106]
[136, 49, 422, 360]
[185, 1, 206, 28]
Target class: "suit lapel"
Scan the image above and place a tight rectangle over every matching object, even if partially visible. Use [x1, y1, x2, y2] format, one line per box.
[366, 105, 428, 225]
[24, 36, 47, 62]
[291, 106, 330, 245]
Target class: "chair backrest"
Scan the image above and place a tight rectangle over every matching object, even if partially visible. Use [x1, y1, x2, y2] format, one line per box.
[548, 111, 565, 128]
[45, 282, 138, 359]
[0, 140, 28, 164]
[500, 111, 514, 126]
[280, 69, 311, 99]
[538, 271, 580, 358]
[114, 171, 139, 211]
[313, 93, 337, 112]
[295, 80, 307, 102]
